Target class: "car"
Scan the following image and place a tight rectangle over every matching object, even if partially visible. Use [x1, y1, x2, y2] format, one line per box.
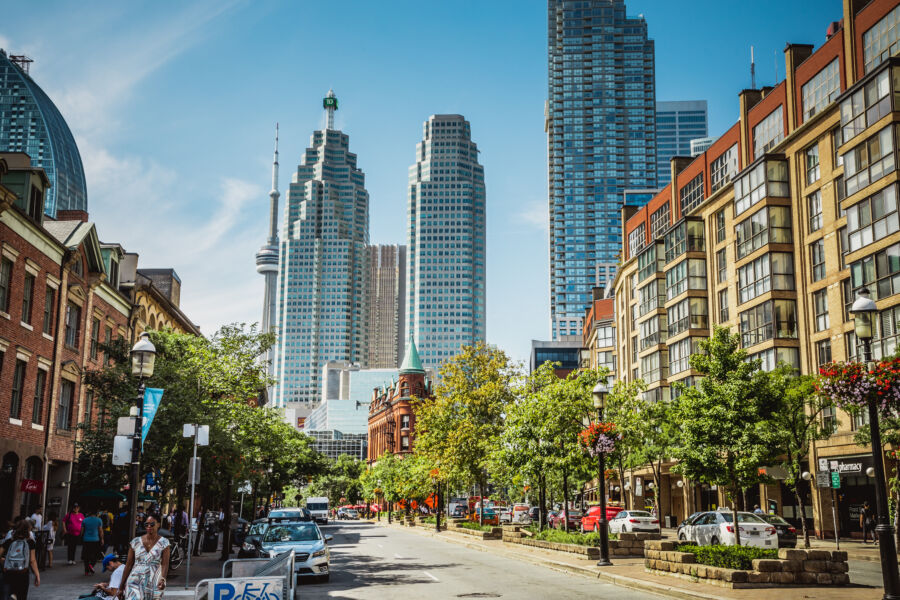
[759, 514, 797, 548]
[676, 512, 706, 542]
[259, 520, 333, 583]
[527, 507, 542, 523]
[499, 508, 513, 524]
[450, 505, 467, 519]
[471, 508, 499, 526]
[580, 505, 625, 533]
[692, 510, 777, 548]
[512, 504, 531, 524]
[269, 508, 313, 522]
[607, 510, 660, 534]
[238, 519, 269, 558]
[548, 510, 582, 530]
[343, 509, 359, 520]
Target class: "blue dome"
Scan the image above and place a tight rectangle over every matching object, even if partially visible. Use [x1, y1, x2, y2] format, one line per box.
[0, 50, 87, 218]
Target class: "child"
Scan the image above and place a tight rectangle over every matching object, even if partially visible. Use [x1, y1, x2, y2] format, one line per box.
[42, 515, 57, 568]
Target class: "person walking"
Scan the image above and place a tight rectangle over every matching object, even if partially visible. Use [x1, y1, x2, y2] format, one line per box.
[113, 507, 130, 556]
[42, 514, 57, 569]
[861, 501, 877, 543]
[63, 503, 85, 565]
[29, 508, 42, 531]
[0, 520, 40, 600]
[81, 509, 104, 575]
[119, 516, 169, 600]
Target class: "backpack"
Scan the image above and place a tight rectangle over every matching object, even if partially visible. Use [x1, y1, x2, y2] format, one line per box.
[4, 538, 29, 571]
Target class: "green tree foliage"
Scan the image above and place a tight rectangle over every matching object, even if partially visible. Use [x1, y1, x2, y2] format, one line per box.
[306, 455, 365, 506]
[604, 379, 646, 510]
[673, 326, 778, 546]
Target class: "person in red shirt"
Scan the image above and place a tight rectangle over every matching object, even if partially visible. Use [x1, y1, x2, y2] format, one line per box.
[62, 503, 85, 565]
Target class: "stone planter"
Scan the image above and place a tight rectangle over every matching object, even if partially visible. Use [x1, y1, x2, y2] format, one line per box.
[643, 541, 850, 588]
[501, 531, 658, 559]
[447, 523, 501, 539]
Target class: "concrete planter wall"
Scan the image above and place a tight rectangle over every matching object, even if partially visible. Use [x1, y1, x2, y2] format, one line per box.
[501, 529, 659, 559]
[644, 541, 850, 588]
[446, 523, 502, 539]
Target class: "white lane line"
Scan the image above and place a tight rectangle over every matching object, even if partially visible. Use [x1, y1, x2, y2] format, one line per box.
[423, 571, 439, 582]
[377, 544, 384, 548]
[394, 553, 405, 559]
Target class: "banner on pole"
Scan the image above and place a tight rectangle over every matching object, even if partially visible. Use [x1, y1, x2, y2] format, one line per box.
[142, 388, 164, 450]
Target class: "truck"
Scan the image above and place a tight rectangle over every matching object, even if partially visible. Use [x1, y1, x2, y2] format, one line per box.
[306, 496, 329, 524]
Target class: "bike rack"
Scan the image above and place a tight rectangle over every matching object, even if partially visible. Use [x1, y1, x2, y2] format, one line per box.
[214, 550, 295, 600]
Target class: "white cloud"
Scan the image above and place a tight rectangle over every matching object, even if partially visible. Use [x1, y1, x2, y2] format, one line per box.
[516, 200, 549, 230]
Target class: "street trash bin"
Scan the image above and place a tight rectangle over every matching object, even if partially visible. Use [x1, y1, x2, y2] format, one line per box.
[665, 515, 676, 528]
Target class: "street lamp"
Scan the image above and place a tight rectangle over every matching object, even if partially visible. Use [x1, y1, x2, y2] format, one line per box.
[592, 380, 612, 567]
[430, 469, 441, 533]
[128, 332, 156, 541]
[850, 287, 900, 599]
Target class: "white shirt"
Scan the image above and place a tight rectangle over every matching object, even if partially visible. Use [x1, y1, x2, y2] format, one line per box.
[30, 514, 42, 530]
[101, 564, 126, 600]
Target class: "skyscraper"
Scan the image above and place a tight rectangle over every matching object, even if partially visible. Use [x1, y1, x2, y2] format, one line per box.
[256, 125, 280, 391]
[366, 244, 407, 368]
[273, 91, 369, 407]
[656, 100, 708, 185]
[547, 0, 656, 341]
[407, 115, 486, 369]
[0, 50, 87, 218]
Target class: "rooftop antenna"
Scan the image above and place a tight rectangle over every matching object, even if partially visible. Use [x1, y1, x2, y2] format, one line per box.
[750, 46, 756, 89]
[323, 89, 338, 130]
[9, 55, 33, 75]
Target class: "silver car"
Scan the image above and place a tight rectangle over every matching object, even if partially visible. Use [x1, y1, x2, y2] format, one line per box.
[260, 521, 333, 583]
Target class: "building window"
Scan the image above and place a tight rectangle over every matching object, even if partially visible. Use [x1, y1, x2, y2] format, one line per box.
[833, 128, 844, 167]
[737, 252, 795, 304]
[639, 315, 667, 350]
[32, 369, 46, 425]
[71, 258, 83, 277]
[735, 205, 792, 260]
[813, 289, 830, 332]
[715, 209, 727, 243]
[863, 6, 900, 73]
[846, 184, 898, 252]
[400, 414, 410, 430]
[808, 190, 823, 233]
[83, 390, 94, 427]
[10, 360, 26, 419]
[802, 59, 841, 120]
[667, 297, 708, 336]
[811, 240, 826, 282]
[843, 125, 897, 197]
[595, 350, 614, 372]
[43, 286, 55, 335]
[104, 326, 113, 364]
[753, 105, 785, 158]
[718, 289, 730, 322]
[638, 279, 665, 317]
[849, 240, 900, 301]
[841, 67, 896, 141]
[640, 350, 668, 383]
[806, 143, 821, 185]
[650, 204, 670, 240]
[716, 248, 727, 284]
[64, 303, 81, 348]
[739, 299, 798, 347]
[664, 220, 704, 263]
[680, 173, 705, 216]
[751, 346, 800, 371]
[845, 306, 900, 361]
[821, 404, 837, 433]
[628, 224, 646, 258]
[108, 260, 120, 288]
[665, 258, 706, 300]
[21, 273, 34, 325]
[596, 326, 614, 347]
[0, 257, 12, 313]
[400, 435, 410, 450]
[817, 338, 833, 368]
[734, 159, 789, 215]
[669, 337, 699, 375]
[711, 144, 739, 194]
[57, 380, 74, 431]
[637, 243, 662, 283]
[90, 318, 100, 360]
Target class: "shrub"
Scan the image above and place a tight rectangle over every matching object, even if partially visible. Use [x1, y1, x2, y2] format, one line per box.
[423, 516, 436, 524]
[458, 521, 494, 532]
[524, 526, 618, 546]
[675, 543, 777, 570]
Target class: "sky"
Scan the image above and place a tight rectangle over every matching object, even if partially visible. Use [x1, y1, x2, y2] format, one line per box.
[2, 0, 843, 366]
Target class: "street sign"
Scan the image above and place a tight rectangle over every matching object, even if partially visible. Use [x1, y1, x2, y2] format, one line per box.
[818, 458, 829, 471]
[202, 577, 284, 600]
[831, 471, 841, 489]
[189, 457, 201, 484]
[112, 435, 132, 465]
[117, 416, 136, 436]
[815, 470, 831, 488]
[183, 424, 210, 446]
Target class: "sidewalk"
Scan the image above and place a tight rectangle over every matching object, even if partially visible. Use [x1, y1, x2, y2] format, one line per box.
[380, 521, 882, 600]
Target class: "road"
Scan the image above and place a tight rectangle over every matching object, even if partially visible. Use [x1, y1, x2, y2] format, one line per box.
[300, 521, 662, 599]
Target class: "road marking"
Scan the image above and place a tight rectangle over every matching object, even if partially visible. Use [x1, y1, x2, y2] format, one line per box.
[394, 553, 405, 559]
[377, 544, 384, 548]
[423, 571, 439, 582]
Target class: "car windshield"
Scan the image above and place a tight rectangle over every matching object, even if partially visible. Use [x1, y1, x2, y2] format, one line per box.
[248, 523, 267, 535]
[347, 510, 358, 515]
[269, 510, 303, 518]
[264, 524, 320, 543]
[762, 515, 790, 526]
[628, 511, 652, 517]
[721, 513, 766, 524]
[307, 503, 328, 511]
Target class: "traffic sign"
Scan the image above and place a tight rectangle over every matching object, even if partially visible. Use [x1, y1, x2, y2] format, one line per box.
[815, 471, 831, 488]
[831, 471, 841, 489]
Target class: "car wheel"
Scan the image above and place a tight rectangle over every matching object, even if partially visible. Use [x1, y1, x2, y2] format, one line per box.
[710, 536, 720, 546]
[678, 532, 686, 541]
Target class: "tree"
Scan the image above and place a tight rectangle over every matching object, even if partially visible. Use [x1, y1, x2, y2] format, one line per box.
[604, 379, 646, 510]
[673, 326, 779, 546]
[306, 455, 365, 507]
[414, 342, 520, 525]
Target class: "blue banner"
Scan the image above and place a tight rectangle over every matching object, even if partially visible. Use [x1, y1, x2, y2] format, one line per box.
[142, 388, 164, 450]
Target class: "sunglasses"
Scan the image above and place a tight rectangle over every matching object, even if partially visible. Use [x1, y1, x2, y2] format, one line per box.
[145, 522, 158, 527]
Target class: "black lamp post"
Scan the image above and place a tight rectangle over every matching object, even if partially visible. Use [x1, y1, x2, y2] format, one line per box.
[592, 381, 612, 567]
[128, 332, 156, 541]
[850, 287, 900, 600]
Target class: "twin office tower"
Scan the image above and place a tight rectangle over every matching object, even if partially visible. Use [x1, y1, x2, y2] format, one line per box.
[259, 92, 486, 407]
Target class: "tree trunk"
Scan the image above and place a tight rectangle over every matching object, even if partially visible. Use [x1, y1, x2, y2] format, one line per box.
[895, 492, 900, 550]
[617, 456, 627, 510]
[479, 478, 485, 526]
[652, 465, 662, 525]
[562, 470, 570, 533]
[219, 479, 233, 560]
[794, 486, 810, 548]
[731, 489, 741, 547]
[539, 474, 547, 531]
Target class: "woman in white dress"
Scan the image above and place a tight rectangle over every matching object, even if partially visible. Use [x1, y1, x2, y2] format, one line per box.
[118, 517, 169, 600]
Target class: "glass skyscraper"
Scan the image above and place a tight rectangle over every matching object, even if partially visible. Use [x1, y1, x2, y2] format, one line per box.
[547, 0, 656, 340]
[407, 115, 486, 369]
[655, 100, 708, 186]
[0, 50, 88, 218]
[273, 92, 369, 407]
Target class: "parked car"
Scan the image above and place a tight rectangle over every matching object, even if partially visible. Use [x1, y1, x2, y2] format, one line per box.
[450, 505, 468, 519]
[692, 511, 777, 548]
[239, 519, 269, 558]
[259, 521, 333, 583]
[549, 510, 582, 530]
[580, 505, 625, 533]
[471, 508, 499, 526]
[759, 514, 797, 548]
[344, 509, 359, 520]
[269, 507, 313, 522]
[512, 504, 531, 524]
[676, 512, 706, 542]
[499, 508, 513, 524]
[527, 507, 542, 523]
[607, 510, 660, 534]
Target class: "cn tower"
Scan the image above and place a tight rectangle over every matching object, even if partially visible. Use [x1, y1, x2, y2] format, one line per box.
[256, 124, 280, 393]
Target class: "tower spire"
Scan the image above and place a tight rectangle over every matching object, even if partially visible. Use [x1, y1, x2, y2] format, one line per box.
[323, 89, 338, 130]
[268, 123, 280, 244]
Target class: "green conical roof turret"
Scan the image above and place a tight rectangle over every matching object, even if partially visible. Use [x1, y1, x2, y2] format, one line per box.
[399, 335, 425, 374]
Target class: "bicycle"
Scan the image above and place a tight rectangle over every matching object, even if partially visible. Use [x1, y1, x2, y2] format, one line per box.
[168, 533, 189, 570]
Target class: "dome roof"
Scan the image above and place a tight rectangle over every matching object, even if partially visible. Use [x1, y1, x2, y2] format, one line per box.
[0, 50, 87, 218]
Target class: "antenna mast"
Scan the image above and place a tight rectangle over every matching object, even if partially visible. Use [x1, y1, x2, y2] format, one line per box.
[751, 46, 756, 89]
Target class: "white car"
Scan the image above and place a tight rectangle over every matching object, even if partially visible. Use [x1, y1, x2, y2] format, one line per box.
[499, 508, 513, 524]
[691, 511, 777, 548]
[608, 510, 660, 533]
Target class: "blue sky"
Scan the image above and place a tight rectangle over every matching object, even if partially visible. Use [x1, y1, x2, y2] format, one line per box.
[2, 0, 842, 365]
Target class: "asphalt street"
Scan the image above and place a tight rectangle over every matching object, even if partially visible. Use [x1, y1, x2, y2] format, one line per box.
[301, 521, 662, 599]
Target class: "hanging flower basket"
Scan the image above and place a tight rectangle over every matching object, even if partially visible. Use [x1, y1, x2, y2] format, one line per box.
[817, 357, 900, 414]
[579, 421, 619, 457]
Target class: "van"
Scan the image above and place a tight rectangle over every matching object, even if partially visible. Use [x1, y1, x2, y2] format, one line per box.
[306, 496, 330, 524]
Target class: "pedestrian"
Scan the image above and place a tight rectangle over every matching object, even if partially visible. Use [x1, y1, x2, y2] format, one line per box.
[861, 501, 877, 543]
[89, 554, 125, 600]
[63, 503, 85, 565]
[753, 504, 763, 515]
[81, 508, 104, 575]
[0, 520, 40, 600]
[100, 508, 113, 554]
[42, 514, 57, 569]
[29, 507, 42, 531]
[119, 516, 170, 600]
[113, 507, 131, 556]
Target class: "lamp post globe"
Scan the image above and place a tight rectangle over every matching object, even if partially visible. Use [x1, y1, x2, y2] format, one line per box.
[131, 332, 156, 378]
[801, 472, 811, 481]
[850, 287, 877, 343]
